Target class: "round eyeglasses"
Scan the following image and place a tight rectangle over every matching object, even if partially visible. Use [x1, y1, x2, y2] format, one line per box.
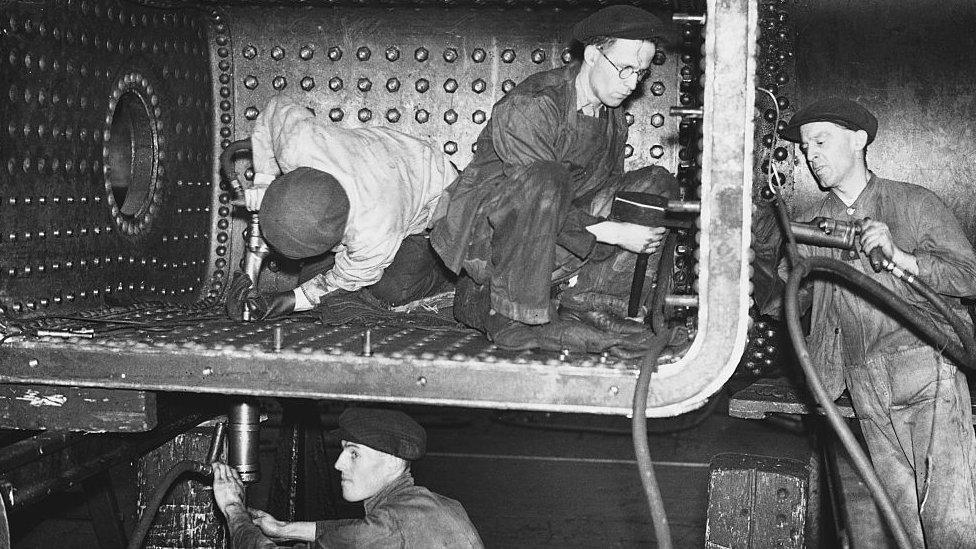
[598, 49, 651, 81]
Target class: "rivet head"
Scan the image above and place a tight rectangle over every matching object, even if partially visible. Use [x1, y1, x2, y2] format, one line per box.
[357, 78, 372, 92]
[502, 79, 516, 94]
[443, 79, 458, 93]
[300, 77, 315, 91]
[443, 109, 458, 124]
[202, 367, 213, 376]
[386, 109, 401, 123]
[443, 141, 457, 155]
[386, 78, 400, 92]
[650, 81, 666, 96]
[272, 76, 287, 90]
[358, 108, 372, 122]
[415, 78, 429, 93]
[531, 49, 546, 63]
[356, 46, 371, 61]
[385, 46, 399, 61]
[415, 109, 429, 123]
[443, 48, 458, 62]
[609, 386, 619, 396]
[501, 48, 516, 63]
[650, 113, 665, 128]
[414, 47, 429, 62]
[244, 75, 259, 89]
[329, 108, 344, 121]
[471, 48, 486, 63]
[416, 376, 427, 387]
[650, 145, 665, 159]
[245, 106, 259, 120]
[271, 46, 285, 60]
[471, 79, 486, 93]
[472, 110, 486, 124]
[327, 46, 342, 61]
[624, 144, 634, 158]
[328, 77, 343, 91]
[299, 44, 314, 60]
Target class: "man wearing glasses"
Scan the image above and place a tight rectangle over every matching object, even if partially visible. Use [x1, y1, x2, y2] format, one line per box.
[431, 6, 678, 352]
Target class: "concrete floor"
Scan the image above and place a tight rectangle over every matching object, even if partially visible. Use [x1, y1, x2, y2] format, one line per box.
[9, 395, 815, 548]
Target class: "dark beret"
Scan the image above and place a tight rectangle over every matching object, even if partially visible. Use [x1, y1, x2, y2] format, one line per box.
[333, 408, 427, 461]
[261, 167, 350, 259]
[571, 5, 666, 42]
[780, 97, 878, 145]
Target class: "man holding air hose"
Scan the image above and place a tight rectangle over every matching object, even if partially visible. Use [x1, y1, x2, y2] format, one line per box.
[779, 97, 976, 547]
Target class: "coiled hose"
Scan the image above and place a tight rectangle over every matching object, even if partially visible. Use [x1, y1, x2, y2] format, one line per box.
[776, 195, 976, 549]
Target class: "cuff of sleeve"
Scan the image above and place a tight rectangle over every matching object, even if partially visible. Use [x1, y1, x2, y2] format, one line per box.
[253, 173, 276, 188]
[293, 288, 314, 311]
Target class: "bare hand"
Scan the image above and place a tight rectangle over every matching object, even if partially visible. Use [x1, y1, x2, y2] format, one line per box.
[858, 219, 897, 260]
[248, 508, 288, 539]
[587, 221, 666, 254]
[244, 187, 267, 211]
[211, 462, 246, 514]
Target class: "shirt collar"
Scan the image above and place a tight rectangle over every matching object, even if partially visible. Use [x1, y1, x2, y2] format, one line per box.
[826, 171, 879, 216]
[363, 471, 414, 514]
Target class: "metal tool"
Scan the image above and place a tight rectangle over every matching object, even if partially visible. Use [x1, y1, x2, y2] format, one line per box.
[220, 138, 270, 321]
[608, 192, 698, 318]
[790, 216, 885, 272]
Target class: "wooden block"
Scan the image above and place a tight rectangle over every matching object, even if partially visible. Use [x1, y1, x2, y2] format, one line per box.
[705, 453, 809, 549]
[0, 384, 156, 432]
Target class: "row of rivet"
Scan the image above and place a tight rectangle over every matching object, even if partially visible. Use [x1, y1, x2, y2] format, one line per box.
[5, 225, 112, 242]
[50, 0, 199, 29]
[239, 75, 670, 98]
[3, 16, 202, 57]
[5, 157, 103, 176]
[3, 256, 207, 279]
[7, 50, 208, 85]
[210, 10, 234, 297]
[4, 196, 102, 206]
[8, 282, 202, 314]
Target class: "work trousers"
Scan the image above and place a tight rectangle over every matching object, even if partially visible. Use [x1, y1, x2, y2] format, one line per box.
[299, 234, 452, 307]
[845, 345, 976, 548]
[461, 163, 676, 328]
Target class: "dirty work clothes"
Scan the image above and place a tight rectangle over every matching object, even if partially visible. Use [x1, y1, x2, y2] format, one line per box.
[431, 63, 677, 324]
[846, 347, 976, 548]
[251, 95, 458, 305]
[227, 472, 484, 548]
[794, 173, 976, 547]
[795, 174, 976, 399]
[298, 234, 453, 307]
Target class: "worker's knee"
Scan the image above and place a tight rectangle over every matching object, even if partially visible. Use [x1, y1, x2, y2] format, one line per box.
[617, 165, 680, 198]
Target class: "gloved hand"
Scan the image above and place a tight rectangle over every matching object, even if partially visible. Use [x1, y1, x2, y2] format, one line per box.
[225, 272, 297, 321]
[226, 271, 255, 321]
[245, 290, 296, 321]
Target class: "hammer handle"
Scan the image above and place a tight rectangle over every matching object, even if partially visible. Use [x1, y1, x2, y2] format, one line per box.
[629, 253, 650, 318]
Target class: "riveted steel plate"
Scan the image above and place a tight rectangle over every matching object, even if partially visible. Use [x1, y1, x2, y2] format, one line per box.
[0, 0, 214, 314]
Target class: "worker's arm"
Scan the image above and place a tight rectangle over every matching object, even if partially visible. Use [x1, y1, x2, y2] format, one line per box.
[863, 189, 976, 296]
[296, 239, 400, 308]
[211, 462, 279, 549]
[246, 96, 317, 210]
[490, 94, 597, 258]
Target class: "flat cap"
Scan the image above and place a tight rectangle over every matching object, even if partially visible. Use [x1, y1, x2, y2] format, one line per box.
[571, 5, 665, 42]
[261, 167, 350, 259]
[780, 97, 878, 144]
[334, 408, 427, 461]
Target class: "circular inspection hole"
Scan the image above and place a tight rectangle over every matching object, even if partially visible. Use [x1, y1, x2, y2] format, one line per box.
[105, 91, 157, 219]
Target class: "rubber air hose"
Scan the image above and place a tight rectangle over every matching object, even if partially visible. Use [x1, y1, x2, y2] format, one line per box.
[631, 333, 675, 549]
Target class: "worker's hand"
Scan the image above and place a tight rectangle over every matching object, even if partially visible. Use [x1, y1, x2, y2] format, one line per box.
[248, 508, 289, 540]
[211, 462, 246, 515]
[858, 218, 898, 260]
[225, 271, 255, 321]
[587, 221, 666, 254]
[243, 187, 267, 211]
[247, 290, 297, 320]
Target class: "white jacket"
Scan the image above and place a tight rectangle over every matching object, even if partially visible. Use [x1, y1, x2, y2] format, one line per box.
[250, 96, 458, 305]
